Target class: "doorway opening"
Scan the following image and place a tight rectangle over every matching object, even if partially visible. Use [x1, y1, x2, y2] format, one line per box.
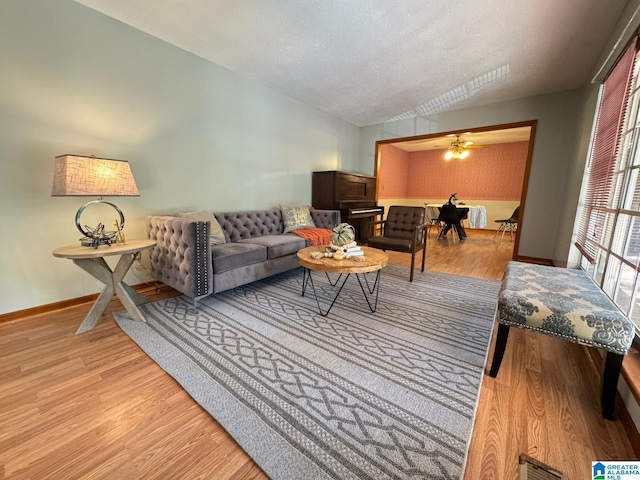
[374, 120, 537, 262]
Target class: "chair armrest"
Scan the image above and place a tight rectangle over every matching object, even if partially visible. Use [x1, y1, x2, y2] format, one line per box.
[146, 215, 213, 299]
[413, 222, 429, 245]
[369, 219, 386, 236]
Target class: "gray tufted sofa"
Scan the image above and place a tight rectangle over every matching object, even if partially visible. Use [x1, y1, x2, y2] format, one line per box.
[146, 209, 340, 302]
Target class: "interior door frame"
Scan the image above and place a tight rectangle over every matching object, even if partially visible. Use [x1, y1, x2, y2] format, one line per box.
[373, 119, 538, 261]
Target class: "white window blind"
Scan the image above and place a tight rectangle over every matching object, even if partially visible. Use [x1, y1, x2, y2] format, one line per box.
[575, 39, 638, 262]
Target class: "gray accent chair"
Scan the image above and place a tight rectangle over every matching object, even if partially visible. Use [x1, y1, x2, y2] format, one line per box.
[367, 206, 428, 282]
[146, 209, 340, 302]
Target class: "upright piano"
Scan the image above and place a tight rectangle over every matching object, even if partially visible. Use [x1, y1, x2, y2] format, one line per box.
[312, 171, 384, 243]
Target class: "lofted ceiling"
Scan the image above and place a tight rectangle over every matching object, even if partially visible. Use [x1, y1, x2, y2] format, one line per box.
[73, 0, 630, 127]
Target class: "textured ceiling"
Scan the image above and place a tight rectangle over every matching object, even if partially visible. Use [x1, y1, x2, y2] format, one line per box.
[73, 0, 629, 126]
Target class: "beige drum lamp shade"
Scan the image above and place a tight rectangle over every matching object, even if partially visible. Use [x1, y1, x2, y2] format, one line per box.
[52, 154, 140, 247]
[51, 155, 139, 197]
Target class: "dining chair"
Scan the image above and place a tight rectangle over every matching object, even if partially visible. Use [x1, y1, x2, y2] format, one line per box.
[437, 204, 466, 242]
[426, 217, 443, 239]
[494, 206, 520, 242]
[367, 206, 428, 282]
[423, 204, 443, 239]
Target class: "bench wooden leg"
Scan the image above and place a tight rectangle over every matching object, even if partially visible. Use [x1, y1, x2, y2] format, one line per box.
[489, 323, 510, 377]
[602, 351, 624, 420]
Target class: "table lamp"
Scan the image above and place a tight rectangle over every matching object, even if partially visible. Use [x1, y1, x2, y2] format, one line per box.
[51, 154, 140, 247]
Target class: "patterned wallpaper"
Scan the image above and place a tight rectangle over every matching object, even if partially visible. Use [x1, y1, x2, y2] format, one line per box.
[378, 144, 410, 198]
[379, 141, 528, 201]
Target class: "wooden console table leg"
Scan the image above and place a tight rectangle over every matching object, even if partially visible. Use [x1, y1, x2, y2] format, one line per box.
[53, 240, 156, 334]
[72, 253, 148, 332]
[112, 253, 147, 323]
[112, 254, 149, 306]
[120, 282, 149, 306]
[73, 257, 115, 334]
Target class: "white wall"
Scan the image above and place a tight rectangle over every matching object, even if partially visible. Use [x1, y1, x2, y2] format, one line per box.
[558, 85, 601, 268]
[0, 0, 360, 314]
[359, 89, 589, 264]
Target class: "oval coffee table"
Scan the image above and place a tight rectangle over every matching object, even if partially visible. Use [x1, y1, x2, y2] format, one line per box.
[297, 245, 388, 316]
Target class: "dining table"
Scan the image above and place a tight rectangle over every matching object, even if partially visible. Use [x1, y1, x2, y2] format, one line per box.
[424, 203, 487, 229]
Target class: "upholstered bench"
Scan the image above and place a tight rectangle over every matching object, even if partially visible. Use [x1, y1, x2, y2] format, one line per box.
[489, 261, 636, 420]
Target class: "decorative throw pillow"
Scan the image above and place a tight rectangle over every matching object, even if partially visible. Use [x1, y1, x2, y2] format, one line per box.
[177, 211, 226, 245]
[280, 204, 316, 233]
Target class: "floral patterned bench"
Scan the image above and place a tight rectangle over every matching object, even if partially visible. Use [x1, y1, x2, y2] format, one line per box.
[489, 261, 636, 420]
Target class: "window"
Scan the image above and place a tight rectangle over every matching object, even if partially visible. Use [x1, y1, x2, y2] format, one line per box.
[577, 37, 640, 330]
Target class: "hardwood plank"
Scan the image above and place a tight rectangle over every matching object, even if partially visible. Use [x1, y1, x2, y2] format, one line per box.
[0, 230, 636, 480]
[7, 430, 133, 480]
[0, 405, 40, 442]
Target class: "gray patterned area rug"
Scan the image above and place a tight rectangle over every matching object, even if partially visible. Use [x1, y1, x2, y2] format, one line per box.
[115, 265, 500, 480]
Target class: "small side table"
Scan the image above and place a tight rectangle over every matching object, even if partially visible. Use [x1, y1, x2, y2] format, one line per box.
[52, 239, 156, 334]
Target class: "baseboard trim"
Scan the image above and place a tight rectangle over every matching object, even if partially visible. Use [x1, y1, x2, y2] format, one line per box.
[0, 283, 174, 324]
[514, 255, 554, 266]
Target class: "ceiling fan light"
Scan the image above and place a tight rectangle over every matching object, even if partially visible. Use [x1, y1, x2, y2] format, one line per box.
[444, 133, 473, 159]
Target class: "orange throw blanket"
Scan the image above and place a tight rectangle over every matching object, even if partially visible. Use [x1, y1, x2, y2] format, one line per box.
[292, 228, 332, 246]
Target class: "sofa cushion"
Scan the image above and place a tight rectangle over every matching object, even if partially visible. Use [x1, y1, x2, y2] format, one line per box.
[367, 236, 413, 253]
[280, 204, 315, 233]
[214, 211, 284, 242]
[177, 210, 226, 245]
[237, 234, 305, 259]
[210, 243, 267, 274]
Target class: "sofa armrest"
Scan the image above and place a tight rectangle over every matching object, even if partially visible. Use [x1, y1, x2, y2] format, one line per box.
[311, 209, 341, 229]
[146, 215, 213, 299]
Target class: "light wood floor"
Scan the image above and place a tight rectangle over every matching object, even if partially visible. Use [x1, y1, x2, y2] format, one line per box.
[0, 230, 636, 479]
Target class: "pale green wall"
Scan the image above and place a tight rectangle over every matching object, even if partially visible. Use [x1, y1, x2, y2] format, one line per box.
[359, 88, 591, 264]
[0, 0, 627, 314]
[0, 0, 360, 314]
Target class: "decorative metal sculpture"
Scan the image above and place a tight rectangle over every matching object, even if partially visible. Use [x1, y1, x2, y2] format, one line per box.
[75, 200, 125, 248]
[81, 222, 119, 249]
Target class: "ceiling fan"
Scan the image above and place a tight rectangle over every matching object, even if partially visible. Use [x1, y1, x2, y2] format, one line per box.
[444, 134, 481, 159]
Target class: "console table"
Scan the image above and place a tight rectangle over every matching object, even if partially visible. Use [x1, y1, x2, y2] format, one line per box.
[52, 239, 156, 334]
